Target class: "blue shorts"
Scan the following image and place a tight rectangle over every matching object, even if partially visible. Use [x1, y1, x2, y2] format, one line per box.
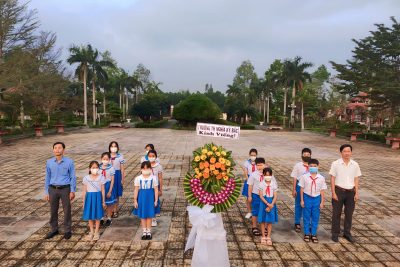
[251, 193, 261, 216]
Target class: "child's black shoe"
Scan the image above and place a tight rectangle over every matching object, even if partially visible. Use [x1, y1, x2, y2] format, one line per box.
[105, 219, 112, 227]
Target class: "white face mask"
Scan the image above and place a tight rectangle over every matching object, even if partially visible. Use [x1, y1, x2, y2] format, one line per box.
[142, 169, 152, 175]
[264, 176, 272, 182]
[250, 156, 256, 162]
[91, 168, 99, 175]
[102, 160, 109, 166]
[110, 147, 118, 153]
[148, 157, 156, 162]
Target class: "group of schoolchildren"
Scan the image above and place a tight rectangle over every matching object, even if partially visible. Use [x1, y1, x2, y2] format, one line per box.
[242, 147, 327, 245]
[82, 142, 163, 241]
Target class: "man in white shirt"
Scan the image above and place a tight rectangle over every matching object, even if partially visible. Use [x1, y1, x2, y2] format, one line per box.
[329, 144, 362, 243]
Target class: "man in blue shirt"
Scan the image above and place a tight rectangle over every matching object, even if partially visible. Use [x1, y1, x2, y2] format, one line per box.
[44, 142, 76, 239]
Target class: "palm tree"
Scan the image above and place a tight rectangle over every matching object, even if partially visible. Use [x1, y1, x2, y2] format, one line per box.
[88, 49, 115, 125]
[67, 44, 93, 125]
[282, 56, 313, 128]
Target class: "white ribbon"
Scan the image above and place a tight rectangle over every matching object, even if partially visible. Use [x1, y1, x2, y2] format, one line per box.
[184, 204, 217, 252]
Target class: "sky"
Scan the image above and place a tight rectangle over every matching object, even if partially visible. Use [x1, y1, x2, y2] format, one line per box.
[29, 0, 400, 92]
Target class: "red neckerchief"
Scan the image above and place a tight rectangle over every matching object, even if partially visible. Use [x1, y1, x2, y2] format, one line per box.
[102, 167, 106, 177]
[310, 175, 318, 194]
[259, 174, 263, 182]
[251, 163, 255, 172]
[266, 183, 271, 196]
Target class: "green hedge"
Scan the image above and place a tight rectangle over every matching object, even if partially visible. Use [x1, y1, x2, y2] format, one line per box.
[136, 119, 168, 128]
[240, 124, 256, 130]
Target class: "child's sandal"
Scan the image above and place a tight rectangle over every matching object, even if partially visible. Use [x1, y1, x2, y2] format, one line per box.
[93, 232, 100, 241]
[261, 237, 267, 244]
[112, 212, 119, 218]
[304, 235, 310, 242]
[295, 224, 301, 232]
[266, 237, 273, 246]
[311, 235, 319, 243]
[84, 233, 93, 241]
[252, 227, 261, 236]
[141, 231, 147, 240]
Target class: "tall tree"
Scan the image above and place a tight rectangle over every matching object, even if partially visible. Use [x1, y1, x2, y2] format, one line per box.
[331, 17, 400, 126]
[0, 0, 39, 58]
[67, 44, 94, 125]
[282, 56, 313, 128]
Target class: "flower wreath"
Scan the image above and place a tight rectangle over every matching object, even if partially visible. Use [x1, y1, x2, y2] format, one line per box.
[183, 143, 242, 212]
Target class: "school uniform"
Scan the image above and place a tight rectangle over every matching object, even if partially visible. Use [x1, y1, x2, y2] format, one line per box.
[82, 174, 106, 220]
[299, 173, 327, 236]
[242, 159, 256, 197]
[290, 162, 309, 225]
[132, 175, 158, 219]
[151, 162, 163, 215]
[111, 153, 125, 197]
[248, 172, 277, 217]
[257, 180, 279, 224]
[100, 163, 116, 206]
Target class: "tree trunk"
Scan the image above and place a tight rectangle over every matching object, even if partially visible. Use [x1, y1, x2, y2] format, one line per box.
[83, 67, 88, 125]
[290, 82, 296, 128]
[103, 93, 106, 114]
[267, 94, 270, 124]
[122, 88, 126, 120]
[126, 91, 129, 119]
[20, 100, 25, 124]
[92, 80, 96, 125]
[119, 85, 122, 109]
[283, 88, 287, 127]
[263, 97, 266, 122]
[47, 109, 50, 123]
[301, 101, 304, 130]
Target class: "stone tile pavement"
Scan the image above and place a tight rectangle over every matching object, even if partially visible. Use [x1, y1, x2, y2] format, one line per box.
[0, 128, 399, 266]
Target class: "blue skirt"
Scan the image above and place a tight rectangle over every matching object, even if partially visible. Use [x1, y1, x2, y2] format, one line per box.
[82, 192, 104, 221]
[133, 188, 155, 219]
[242, 182, 249, 197]
[105, 181, 116, 206]
[258, 196, 278, 224]
[114, 170, 123, 197]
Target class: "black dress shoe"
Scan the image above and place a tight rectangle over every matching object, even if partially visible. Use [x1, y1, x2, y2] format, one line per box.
[45, 230, 59, 239]
[331, 235, 339, 242]
[343, 234, 354, 243]
[64, 232, 72, 240]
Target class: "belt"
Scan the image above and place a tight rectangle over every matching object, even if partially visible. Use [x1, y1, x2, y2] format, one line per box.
[335, 185, 355, 192]
[50, 184, 70, 189]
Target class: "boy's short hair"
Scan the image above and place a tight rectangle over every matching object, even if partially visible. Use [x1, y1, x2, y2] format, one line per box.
[101, 152, 111, 159]
[145, 144, 155, 150]
[255, 157, 265, 164]
[340, 144, 352, 152]
[301, 148, 312, 155]
[308, 158, 319, 165]
[249, 148, 258, 155]
[53, 141, 65, 149]
[262, 167, 273, 175]
[141, 161, 151, 169]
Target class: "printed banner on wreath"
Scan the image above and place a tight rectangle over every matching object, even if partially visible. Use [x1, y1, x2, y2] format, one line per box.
[196, 123, 240, 139]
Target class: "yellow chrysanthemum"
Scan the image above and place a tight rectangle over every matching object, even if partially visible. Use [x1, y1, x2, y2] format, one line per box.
[223, 176, 229, 181]
[195, 168, 199, 174]
[207, 151, 213, 156]
[200, 155, 207, 161]
[202, 149, 208, 154]
[221, 151, 227, 156]
[218, 158, 226, 164]
[212, 146, 218, 151]
[215, 152, 221, 157]
[194, 156, 200, 162]
[225, 160, 231, 166]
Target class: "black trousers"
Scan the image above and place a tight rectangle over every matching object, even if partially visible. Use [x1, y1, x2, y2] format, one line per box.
[49, 186, 72, 233]
[331, 187, 355, 236]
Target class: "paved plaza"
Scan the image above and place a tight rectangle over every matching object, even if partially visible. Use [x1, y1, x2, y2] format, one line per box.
[0, 128, 399, 266]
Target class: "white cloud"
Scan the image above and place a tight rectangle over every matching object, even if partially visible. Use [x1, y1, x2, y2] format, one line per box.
[30, 0, 400, 91]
